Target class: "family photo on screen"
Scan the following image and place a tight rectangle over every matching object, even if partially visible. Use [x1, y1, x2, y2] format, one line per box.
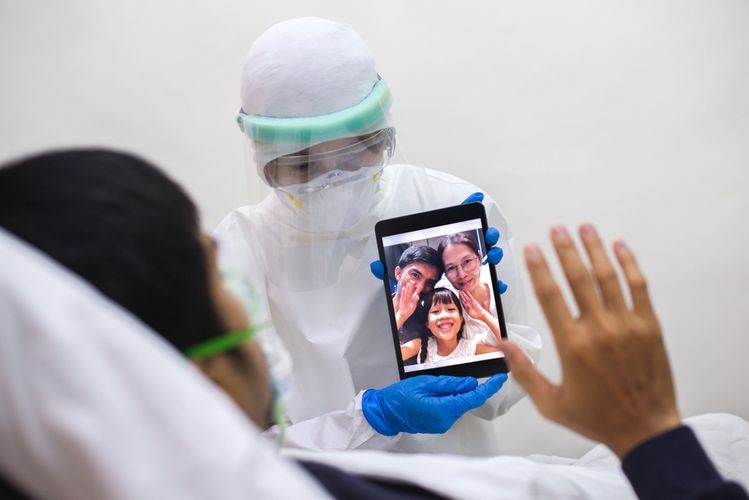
[384, 227, 505, 373]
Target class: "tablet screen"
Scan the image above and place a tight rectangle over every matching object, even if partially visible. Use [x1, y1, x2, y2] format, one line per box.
[376, 203, 508, 379]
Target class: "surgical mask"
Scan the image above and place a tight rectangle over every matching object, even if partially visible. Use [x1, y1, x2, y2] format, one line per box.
[275, 164, 385, 233]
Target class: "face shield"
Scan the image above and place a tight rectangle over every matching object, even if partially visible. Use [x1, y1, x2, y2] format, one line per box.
[237, 79, 395, 233]
[185, 270, 293, 445]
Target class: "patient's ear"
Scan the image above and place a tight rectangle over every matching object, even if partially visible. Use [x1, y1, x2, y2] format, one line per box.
[191, 359, 205, 373]
[191, 356, 236, 394]
[192, 358, 220, 384]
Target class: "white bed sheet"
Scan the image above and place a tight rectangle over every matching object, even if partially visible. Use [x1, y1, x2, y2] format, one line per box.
[285, 413, 749, 499]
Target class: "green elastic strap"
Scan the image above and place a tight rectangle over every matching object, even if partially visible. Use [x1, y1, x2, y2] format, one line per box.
[272, 395, 286, 448]
[236, 79, 392, 143]
[185, 325, 258, 360]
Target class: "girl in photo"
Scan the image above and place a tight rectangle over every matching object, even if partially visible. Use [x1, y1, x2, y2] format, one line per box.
[419, 288, 500, 364]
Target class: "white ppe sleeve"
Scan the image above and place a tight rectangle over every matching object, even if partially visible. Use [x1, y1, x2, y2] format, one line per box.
[468, 193, 543, 421]
[263, 392, 402, 451]
[470, 323, 543, 420]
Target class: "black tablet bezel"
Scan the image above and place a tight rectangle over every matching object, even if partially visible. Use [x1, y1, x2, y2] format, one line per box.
[375, 202, 509, 380]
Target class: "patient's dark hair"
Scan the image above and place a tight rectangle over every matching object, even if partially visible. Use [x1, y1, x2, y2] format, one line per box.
[0, 149, 224, 351]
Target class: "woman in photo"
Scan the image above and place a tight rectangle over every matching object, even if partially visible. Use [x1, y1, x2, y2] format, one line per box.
[437, 233, 502, 345]
[419, 288, 500, 364]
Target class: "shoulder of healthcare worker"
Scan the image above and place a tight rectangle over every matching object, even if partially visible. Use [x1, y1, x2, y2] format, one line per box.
[212, 201, 271, 276]
[263, 391, 403, 452]
[381, 164, 511, 229]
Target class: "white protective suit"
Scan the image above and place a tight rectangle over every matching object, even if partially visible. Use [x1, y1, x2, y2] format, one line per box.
[215, 164, 543, 455]
[216, 17, 543, 455]
[0, 228, 330, 500]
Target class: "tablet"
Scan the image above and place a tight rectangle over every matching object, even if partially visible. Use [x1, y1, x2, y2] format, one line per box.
[375, 202, 509, 379]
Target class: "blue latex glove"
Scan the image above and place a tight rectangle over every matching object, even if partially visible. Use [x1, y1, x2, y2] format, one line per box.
[370, 192, 508, 294]
[361, 374, 508, 435]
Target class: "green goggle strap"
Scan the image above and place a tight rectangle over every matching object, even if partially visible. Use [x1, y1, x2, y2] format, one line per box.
[185, 325, 260, 360]
[236, 79, 392, 144]
[272, 394, 286, 448]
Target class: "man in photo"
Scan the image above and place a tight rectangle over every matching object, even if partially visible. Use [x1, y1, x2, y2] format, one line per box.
[390, 245, 443, 365]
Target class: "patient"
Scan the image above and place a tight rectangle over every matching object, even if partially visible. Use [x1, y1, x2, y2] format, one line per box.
[0, 149, 273, 430]
[0, 149, 439, 499]
[0, 149, 745, 500]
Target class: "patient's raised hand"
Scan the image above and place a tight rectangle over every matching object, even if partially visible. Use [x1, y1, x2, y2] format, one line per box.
[497, 224, 681, 458]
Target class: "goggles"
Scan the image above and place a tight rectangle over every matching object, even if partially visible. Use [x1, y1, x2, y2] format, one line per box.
[263, 127, 394, 190]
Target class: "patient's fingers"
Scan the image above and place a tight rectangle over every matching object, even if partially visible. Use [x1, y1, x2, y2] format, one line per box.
[613, 240, 654, 316]
[579, 224, 627, 312]
[525, 244, 573, 336]
[551, 226, 599, 316]
[499, 338, 558, 418]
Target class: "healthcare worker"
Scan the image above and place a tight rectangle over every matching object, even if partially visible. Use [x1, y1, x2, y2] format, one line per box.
[214, 17, 542, 455]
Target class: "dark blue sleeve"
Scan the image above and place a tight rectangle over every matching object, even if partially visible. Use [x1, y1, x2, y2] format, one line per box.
[298, 460, 445, 500]
[622, 425, 748, 500]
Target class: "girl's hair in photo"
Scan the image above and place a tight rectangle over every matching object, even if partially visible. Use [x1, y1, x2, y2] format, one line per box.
[436, 231, 481, 261]
[419, 287, 465, 363]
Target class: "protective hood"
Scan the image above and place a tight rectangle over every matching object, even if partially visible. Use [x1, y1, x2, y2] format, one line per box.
[236, 17, 395, 233]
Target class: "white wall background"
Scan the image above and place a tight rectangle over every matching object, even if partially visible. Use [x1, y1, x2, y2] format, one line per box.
[2, 1, 747, 458]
